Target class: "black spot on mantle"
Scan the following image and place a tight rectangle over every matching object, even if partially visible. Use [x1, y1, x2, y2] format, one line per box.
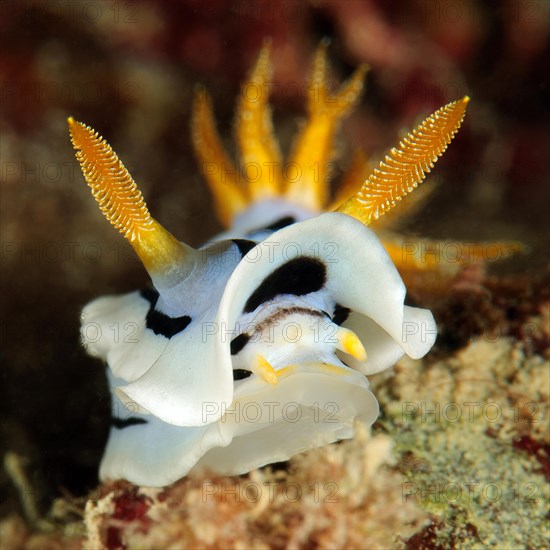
[140, 288, 192, 338]
[233, 369, 252, 381]
[263, 216, 296, 231]
[232, 239, 257, 258]
[140, 287, 159, 305]
[332, 304, 351, 326]
[230, 333, 251, 355]
[111, 417, 148, 430]
[146, 309, 191, 338]
[244, 257, 327, 313]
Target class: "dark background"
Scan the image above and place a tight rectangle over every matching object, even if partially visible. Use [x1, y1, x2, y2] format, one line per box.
[1, 0, 548, 516]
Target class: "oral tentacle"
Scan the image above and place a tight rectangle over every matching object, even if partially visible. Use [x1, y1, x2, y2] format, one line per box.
[250, 354, 279, 385]
[231, 309, 367, 383]
[334, 326, 368, 363]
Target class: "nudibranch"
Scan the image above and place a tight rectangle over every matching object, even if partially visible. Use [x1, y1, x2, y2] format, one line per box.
[69, 42, 469, 487]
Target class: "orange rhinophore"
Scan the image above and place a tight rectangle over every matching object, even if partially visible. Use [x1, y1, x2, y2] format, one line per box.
[337, 97, 469, 225]
[68, 117, 195, 284]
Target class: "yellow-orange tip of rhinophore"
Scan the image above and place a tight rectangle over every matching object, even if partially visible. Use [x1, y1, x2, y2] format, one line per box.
[67, 117, 79, 135]
[67, 116, 83, 134]
[457, 96, 470, 111]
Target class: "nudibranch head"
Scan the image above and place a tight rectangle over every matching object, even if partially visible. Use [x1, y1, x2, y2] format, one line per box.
[70, 43, 467, 487]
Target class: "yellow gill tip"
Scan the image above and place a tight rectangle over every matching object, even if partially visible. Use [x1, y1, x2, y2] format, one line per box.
[191, 86, 250, 226]
[236, 38, 283, 200]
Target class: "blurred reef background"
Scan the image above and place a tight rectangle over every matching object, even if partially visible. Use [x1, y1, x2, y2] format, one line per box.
[0, 1, 548, 548]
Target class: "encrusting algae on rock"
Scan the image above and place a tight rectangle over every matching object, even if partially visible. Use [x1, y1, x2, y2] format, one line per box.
[82, 428, 431, 550]
[371, 272, 550, 549]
